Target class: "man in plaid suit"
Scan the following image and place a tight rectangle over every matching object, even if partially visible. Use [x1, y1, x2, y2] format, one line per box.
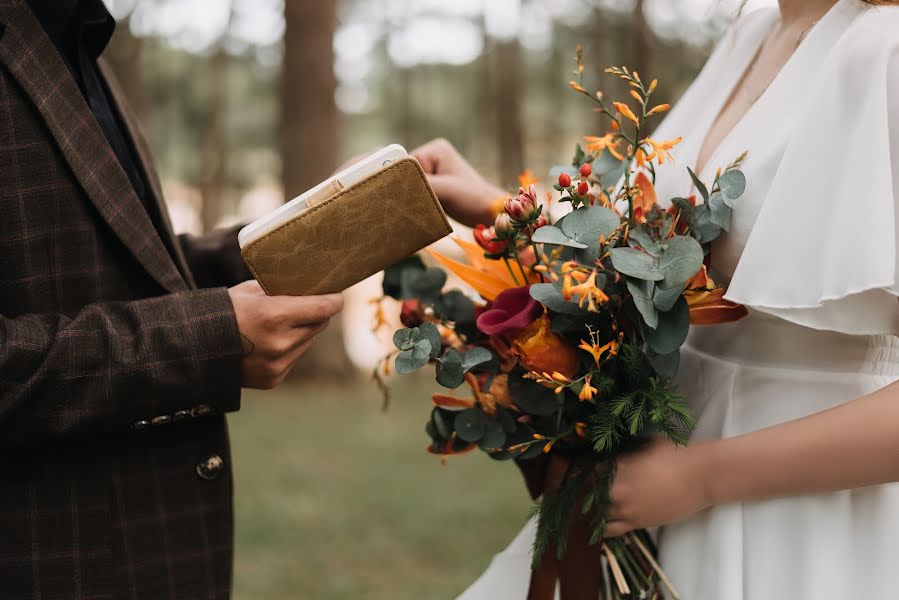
[0, 0, 344, 598]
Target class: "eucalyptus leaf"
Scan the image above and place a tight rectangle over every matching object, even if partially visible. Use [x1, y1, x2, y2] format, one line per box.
[627, 226, 662, 255]
[687, 167, 709, 202]
[653, 284, 683, 312]
[455, 408, 488, 442]
[645, 347, 681, 379]
[395, 340, 432, 374]
[708, 192, 733, 231]
[658, 235, 704, 290]
[559, 206, 621, 262]
[671, 197, 697, 230]
[626, 278, 659, 329]
[645, 296, 690, 355]
[382, 256, 425, 299]
[392, 328, 414, 351]
[436, 349, 464, 388]
[530, 283, 588, 316]
[462, 347, 494, 372]
[418, 323, 442, 359]
[718, 169, 746, 203]
[435, 290, 475, 324]
[549, 164, 579, 178]
[609, 247, 664, 281]
[409, 268, 447, 299]
[479, 420, 507, 450]
[531, 225, 589, 249]
[509, 377, 559, 416]
[592, 147, 627, 183]
[432, 408, 452, 439]
[692, 204, 723, 244]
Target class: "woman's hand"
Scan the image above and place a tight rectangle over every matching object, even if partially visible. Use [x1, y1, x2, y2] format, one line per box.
[411, 138, 507, 228]
[605, 437, 713, 537]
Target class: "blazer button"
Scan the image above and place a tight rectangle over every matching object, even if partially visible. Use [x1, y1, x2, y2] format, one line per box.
[191, 404, 213, 418]
[196, 455, 224, 481]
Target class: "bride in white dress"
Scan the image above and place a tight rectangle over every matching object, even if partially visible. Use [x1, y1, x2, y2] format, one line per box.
[413, 0, 899, 597]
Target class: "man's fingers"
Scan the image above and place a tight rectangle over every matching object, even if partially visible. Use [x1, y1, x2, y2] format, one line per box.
[273, 293, 344, 326]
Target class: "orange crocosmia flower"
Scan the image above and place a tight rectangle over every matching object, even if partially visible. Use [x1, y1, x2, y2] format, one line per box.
[583, 133, 617, 155]
[518, 169, 538, 189]
[632, 171, 657, 224]
[431, 394, 476, 410]
[578, 338, 620, 365]
[641, 137, 682, 166]
[512, 315, 580, 381]
[613, 101, 640, 126]
[463, 372, 516, 416]
[647, 103, 670, 116]
[562, 270, 609, 312]
[578, 377, 598, 402]
[427, 439, 477, 457]
[684, 265, 749, 325]
[569, 80, 587, 93]
[426, 238, 540, 302]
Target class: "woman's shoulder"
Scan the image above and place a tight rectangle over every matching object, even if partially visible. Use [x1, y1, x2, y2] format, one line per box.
[835, 5, 899, 68]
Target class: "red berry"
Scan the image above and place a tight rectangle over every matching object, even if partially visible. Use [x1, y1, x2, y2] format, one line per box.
[558, 172, 572, 187]
[580, 163, 593, 177]
[577, 181, 589, 195]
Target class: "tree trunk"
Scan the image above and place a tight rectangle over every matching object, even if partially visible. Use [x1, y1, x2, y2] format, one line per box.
[200, 46, 229, 232]
[281, 0, 352, 379]
[490, 38, 525, 190]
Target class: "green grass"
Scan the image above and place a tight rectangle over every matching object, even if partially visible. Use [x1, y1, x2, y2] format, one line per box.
[230, 374, 532, 600]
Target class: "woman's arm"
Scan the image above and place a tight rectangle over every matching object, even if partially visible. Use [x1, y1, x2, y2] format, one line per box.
[605, 378, 899, 537]
[411, 138, 506, 228]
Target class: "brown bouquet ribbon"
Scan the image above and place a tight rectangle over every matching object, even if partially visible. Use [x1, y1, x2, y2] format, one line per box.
[518, 453, 604, 600]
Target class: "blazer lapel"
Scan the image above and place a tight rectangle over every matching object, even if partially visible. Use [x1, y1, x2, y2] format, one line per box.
[98, 58, 198, 289]
[0, 1, 188, 293]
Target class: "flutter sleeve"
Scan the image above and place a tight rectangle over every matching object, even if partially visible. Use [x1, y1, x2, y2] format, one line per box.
[723, 9, 899, 335]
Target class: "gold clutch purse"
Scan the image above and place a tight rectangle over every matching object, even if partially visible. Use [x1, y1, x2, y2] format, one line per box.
[241, 157, 452, 296]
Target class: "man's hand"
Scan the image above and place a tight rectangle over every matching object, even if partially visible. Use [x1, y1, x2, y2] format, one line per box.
[411, 138, 507, 228]
[227, 280, 344, 389]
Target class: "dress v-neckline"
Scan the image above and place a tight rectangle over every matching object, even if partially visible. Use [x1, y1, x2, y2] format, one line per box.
[691, 2, 846, 181]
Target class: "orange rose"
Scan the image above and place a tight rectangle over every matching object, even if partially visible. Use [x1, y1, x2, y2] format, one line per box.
[511, 315, 580, 380]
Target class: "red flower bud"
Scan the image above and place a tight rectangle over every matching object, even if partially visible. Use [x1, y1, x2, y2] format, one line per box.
[400, 299, 426, 328]
[558, 172, 572, 187]
[504, 185, 540, 223]
[577, 181, 589, 195]
[580, 163, 593, 177]
[473, 224, 509, 255]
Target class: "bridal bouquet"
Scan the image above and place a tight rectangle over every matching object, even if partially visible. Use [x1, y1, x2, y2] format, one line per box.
[374, 48, 748, 599]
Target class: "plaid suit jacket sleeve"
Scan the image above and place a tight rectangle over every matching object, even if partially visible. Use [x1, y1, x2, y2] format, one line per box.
[0, 288, 245, 448]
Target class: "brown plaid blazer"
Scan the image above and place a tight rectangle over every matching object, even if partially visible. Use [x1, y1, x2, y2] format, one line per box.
[0, 1, 252, 598]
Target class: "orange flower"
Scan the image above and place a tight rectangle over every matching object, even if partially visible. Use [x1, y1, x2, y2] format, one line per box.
[574, 422, 589, 438]
[512, 315, 580, 381]
[427, 238, 540, 301]
[569, 80, 587, 93]
[684, 266, 749, 325]
[640, 137, 682, 165]
[632, 171, 657, 224]
[583, 133, 618, 155]
[562, 269, 609, 312]
[579, 376, 598, 402]
[518, 169, 538, 189]
[578, 338, 619, 365]
[647, 103, 670, 116]
[613, 101, 640, 126]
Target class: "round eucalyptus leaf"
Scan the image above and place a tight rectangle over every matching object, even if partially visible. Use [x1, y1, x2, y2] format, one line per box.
[653, 284, 683, 312]
[529, 283, 587, 316]
[645, 347, 681, 379]
[708, 193, 733, 232]
[382, 256, 426, 299]
[658, 235, 704, 290]
[436, 349, 464, 388]
[479, 419, 507, 450]
[462, 347, 494, 372]
[509, 377, 560, 417]
[626, 278, 658, 329]
[395, 341, 432, 374]
[417, 322, 443, 358]
[645, 296, 690, 355]
[609, 247, 664, 281]
[432, 408, 452, 439]
[392, 328, 414, 351]
[559, 206, 621, 249]
[455, 408, 488, 442]
[718, 169, 746, 202]
[532, 225, 589, 249]
[410, 268, 447, 297]
[498, 408, 518, 434]
[627, 226, 662, 256]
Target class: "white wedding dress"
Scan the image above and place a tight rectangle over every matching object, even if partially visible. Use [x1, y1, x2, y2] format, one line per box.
[458, 1, 899, 598]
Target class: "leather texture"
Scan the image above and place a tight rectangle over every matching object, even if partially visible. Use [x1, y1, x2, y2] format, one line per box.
[242, 157, 452, 295]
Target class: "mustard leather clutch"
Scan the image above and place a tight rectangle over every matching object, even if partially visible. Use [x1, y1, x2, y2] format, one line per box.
[241, 157, 452, 296]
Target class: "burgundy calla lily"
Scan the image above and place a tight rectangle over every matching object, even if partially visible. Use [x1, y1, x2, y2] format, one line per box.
[476, 285, 543, 340]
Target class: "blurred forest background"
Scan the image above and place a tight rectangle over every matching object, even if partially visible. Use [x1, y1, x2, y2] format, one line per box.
[100, 1, 770, 598]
